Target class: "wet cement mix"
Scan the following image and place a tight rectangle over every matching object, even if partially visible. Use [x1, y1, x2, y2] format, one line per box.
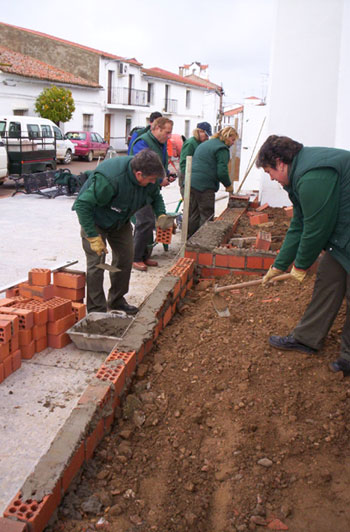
[52, 209, 350, 532]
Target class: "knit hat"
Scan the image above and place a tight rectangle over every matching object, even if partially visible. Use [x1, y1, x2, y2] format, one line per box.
[197, 122, 212, 137]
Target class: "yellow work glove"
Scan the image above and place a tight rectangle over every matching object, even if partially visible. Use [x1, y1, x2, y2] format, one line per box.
[87, 235, 107, 256]
[262, 265, 284, 285]
[156, 214, 175, 230]
[290, 265, 307, 283]
[226, 184, 233, 193]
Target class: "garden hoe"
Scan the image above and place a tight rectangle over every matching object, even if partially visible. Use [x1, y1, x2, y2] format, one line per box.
[212, 273, 292, 317]
[96, 252, 121, 273]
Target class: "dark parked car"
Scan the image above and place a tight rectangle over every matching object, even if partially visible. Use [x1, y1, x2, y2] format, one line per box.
[64, 131, 112, 162]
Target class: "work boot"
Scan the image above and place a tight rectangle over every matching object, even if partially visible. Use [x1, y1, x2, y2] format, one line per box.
[133, 262, 147, 272]
[269, 334, 317, 355]
[329, 358, 350, 377]
[144, 258, 158, 267]
[113, 301, 139, 315]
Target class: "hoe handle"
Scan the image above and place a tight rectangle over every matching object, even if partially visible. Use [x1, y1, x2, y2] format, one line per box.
[214, 273, 292, 294]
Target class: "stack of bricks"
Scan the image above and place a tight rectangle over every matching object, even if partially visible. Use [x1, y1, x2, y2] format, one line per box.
[0, 269, 87, 377]
[0, 303, 22, 384]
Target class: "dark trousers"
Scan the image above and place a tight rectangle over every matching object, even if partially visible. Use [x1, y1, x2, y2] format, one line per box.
[188, 188, 215, 237]
[293, 251, 350, 360]
[82, 222, 134, 313]
[133, 205, 155, 262]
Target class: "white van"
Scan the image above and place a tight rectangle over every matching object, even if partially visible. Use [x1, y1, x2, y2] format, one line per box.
[0, 116, 75, 164]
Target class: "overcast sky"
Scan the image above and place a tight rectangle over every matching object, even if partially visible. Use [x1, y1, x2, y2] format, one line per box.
[1, 0, 276, 105]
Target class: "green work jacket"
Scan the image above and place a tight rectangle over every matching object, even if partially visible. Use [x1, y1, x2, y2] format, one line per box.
[72, 156, 166, 237]
[274, 146, 350, 273]
[130, 130, 168, 169]
[190, 137, 231, 192]
[179, 136, 200, 174]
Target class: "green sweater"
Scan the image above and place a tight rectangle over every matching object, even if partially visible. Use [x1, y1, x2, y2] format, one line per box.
[274, 146, 350, 272]
[179, 136, 200, 174]
[190, 137, 231, 192]
[72, 156, 166, 237]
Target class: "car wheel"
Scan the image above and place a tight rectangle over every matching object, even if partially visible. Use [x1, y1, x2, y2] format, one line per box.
[63, 149, 72, 164]
[86, 151, 93, 162]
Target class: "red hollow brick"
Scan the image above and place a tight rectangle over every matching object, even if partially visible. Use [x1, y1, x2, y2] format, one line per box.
[47, 312, 75, 335]
[95, 364, 126, 396]
[163, 305, 173, 327]
[45, 298, 72, 321]
[106, 350, 136, 378]
[9, 335, 19, 354]
[35, 337, 48, 353]
[0, 311, 20, 335]
[3, 355, 12, 379]
[155, 227, 172, 244]
[255, 231, 272, 251]
[246, 256, 264, 269]
[5, 287, 20, 298]
[53, 271, 86, 289]
[250, 213, 269, 226]
[71, 302, 86, 322]
[197, 253, 213, 266]
[12, 350, 22, 372]
[53, 285, 85, 302]
[32, 324, 47, 341]
[28, 268, 51, 286]
[228, 255, 246, 269]
[62, 441, 85, 493]
[4, 484, 61, 532]
[0, 341, 10, 362]
[85, 418, 104, 461]
[184, 250, 197, 262]
[47, 332, 71, 349]
[19, 283, 54, 301]
[19, 329, 33, 347]
[5, 308, 34, 330]
[21, 340, 36, 360]
[0, 517, 29, 531]
[215, 254, 229, 267]
[0, 320, 12, 343]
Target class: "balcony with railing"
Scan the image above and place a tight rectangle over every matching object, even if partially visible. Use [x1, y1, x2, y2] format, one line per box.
[108, 87, 148, 107]
[163, 98, 178, 114]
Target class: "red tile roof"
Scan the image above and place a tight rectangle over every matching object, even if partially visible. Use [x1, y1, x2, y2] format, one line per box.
[142, 67, 221, 92]
[0, 21, 139, 65]
[0, 45, 100, 87]
[224, 106, 243, 116]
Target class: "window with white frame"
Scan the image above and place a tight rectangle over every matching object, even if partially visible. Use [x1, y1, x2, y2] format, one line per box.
[185, 120, 190, 138]
[186, 90, 191, 109]
[147, 83, 154, 105]
[83, 114, 93, 131]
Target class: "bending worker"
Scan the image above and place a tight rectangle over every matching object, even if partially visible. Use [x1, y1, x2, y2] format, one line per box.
[129, 117, 175, 272]
[73, 149, 167, 315]
[258, 135, 350, 377]
[188, 126, 237, 237]
[178, 121, 212, 198]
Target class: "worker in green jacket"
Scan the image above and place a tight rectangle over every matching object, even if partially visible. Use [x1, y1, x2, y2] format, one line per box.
[179, 121, 212, 197]
[129, 117, 175, 272]
[73, 149, 167, 315]
[257, 135, 350, 376]
[188, 126, 237, 237]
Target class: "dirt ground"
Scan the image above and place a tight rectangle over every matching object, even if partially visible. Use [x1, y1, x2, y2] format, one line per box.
[51, 209, 350, 532]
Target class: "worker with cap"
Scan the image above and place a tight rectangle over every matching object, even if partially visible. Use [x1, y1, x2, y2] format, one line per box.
[179, 122, 212, 198]
[188, 126, 237, 237]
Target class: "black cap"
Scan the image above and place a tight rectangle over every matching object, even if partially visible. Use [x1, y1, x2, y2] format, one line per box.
[197, 121, 212, 137]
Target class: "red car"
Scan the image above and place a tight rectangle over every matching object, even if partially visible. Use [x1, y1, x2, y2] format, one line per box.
[64, 131, 112, 162]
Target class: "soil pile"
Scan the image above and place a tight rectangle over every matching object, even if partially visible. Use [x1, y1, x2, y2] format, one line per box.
[53, 270, 350, 532]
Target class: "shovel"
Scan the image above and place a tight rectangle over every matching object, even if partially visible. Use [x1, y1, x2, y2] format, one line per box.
[96, 252, 121, 273]
[212, 273, 292, 317]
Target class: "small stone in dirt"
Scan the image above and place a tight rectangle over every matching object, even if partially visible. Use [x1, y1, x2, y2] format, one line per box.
[119, 429, 133, 440]
[250, 515, 267, 526]
[81, 495, 103, 514]
[257, 458, 273, 468]
[129, 514, 143, 525]
[154, 362, 163, 373]
[109, 503, 123, 516]
[184, 511, 197, 524]
[185, 481, 195, 492]
[174, 409, 181, 418]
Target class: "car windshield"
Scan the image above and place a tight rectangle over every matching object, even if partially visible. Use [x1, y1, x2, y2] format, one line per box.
[66, 132, 86, 140]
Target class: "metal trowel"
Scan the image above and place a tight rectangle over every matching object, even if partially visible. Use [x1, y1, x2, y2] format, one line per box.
[96, 252, 120, 273]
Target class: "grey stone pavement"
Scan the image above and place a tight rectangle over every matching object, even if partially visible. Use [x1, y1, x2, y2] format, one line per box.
[0, 159, 229, 513]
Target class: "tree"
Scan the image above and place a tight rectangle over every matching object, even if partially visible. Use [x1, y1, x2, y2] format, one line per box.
[35, 86, 75, 124]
